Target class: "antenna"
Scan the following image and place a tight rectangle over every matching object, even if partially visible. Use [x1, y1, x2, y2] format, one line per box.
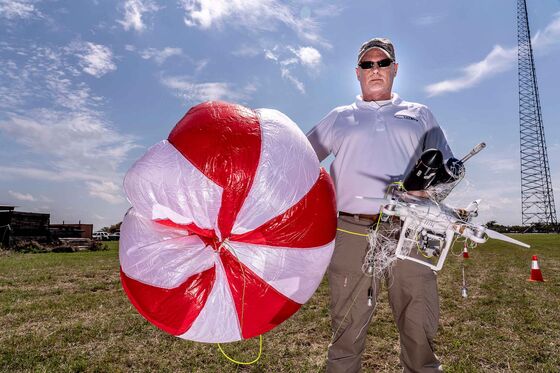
[517, 0, 558, 227]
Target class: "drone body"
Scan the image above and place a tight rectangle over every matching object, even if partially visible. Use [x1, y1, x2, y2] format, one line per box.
[379, 194, 528, 271]
[361, 142, 529, 273]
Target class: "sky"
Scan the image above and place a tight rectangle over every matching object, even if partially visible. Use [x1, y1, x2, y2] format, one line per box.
[1, 0, 559, 230]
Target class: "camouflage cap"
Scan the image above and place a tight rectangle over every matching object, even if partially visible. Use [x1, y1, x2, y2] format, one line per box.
[357, 38, 395, 63]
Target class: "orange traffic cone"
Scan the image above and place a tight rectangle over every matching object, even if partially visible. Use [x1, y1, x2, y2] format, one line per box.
[528, 255, 544, 282]
[462, 244, 469, 259]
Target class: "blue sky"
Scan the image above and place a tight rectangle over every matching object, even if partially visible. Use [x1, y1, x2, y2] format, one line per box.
[1, 0, 559, 229]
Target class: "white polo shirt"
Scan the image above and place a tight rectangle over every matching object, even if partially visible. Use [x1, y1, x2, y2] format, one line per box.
[306, 93, 453, 214]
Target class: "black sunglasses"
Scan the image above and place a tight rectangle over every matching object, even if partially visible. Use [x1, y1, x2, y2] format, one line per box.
[358, 58, 394, 69]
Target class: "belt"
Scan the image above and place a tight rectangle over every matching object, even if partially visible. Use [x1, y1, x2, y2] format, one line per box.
[339, 211, 379, 221]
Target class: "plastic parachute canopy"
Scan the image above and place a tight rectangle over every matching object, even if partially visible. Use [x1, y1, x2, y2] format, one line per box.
[119, 101, 337, 343]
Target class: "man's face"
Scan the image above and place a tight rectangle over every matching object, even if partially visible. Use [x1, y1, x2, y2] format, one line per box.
[355, 48, 398, 101]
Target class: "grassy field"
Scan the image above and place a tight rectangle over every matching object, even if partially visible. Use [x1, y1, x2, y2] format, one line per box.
[1, 235, 559, 372]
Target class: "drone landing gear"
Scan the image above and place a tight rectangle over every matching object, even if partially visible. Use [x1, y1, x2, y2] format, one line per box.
[395, 216, 455, 271]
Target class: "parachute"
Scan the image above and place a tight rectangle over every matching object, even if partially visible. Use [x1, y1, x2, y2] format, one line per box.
[119, 101, 337, 343]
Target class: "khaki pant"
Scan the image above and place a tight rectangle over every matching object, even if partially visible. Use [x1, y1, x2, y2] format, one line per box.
[327, 216, 441, 373]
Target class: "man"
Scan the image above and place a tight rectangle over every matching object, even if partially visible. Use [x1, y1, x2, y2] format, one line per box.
[306, 38, 453, 373]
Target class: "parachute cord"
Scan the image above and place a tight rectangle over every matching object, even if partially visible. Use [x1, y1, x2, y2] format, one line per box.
[217, 335, 263, 365]
[328, 275, 368, 349]
[216, 240, 263, 365]
[337, 204, 385, 238]
[336, 228, 368, 237]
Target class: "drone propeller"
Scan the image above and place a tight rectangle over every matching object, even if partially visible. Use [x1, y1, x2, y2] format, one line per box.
[486, 228, 530, 248]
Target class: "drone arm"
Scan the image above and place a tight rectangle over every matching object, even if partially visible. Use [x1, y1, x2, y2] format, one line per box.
[453, 224, 487, 244]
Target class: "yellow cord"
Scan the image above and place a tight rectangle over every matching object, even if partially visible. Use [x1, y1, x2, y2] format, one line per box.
[336, 205, 386, 238]
[216, 241, 263, 366]
[336, 227, 369, 237]
[390, 181, 405, 191]
[217, 335, 263, 365]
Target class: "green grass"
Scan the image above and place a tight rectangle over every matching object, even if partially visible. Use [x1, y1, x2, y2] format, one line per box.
[1, 236, 559, 372]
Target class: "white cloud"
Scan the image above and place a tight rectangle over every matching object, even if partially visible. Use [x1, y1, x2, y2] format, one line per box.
[177, 1, 332, 93]
[263, 45, 321, 93]
[532, 12, 560, 49]
[0, 111, 137, 204]
[425, 45, 516, 97]
[118, 0, 159, 32]
[0, 0, 40, 19]
[264, 49, 278, 61]
[1, 112, 137, 170]
[425, 13, 560, 97]
[281, 67, 305, 94]
[134, 47, 207, 72]
[71, 42, 117, 78]
[8, 190, 36, 202]
[0, 43, 105, 110]
[0, 42, 139, 205]
[179, 0, 325, 45]
[280, 57, 299, 66]
[291, 46, 321, 67]
[86, 181, 123, 204]
[140, 47, 183, 64]
[160, 75, 253, 103]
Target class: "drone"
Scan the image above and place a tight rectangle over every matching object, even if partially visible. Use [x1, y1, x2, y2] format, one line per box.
[376, 192, 529, 271]
[360, 142, 530, 273]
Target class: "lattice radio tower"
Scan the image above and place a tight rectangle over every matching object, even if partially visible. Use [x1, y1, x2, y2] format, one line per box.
[517, 0, 557, 227]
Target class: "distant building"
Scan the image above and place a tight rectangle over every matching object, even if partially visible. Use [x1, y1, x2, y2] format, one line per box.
[0, 205, 51, 247]
[49, 222, 93, 240]
[0, 206, 94, 247]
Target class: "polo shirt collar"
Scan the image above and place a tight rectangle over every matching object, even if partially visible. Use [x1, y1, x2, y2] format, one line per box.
[355, 93, 402, 110]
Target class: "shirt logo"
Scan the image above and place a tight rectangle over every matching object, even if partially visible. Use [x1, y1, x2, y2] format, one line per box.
[395, 114, 419, 122]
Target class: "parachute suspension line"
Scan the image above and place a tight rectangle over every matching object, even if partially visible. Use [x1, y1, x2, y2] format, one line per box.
[336, 228, 368, 237]
[328, 274, 369, 349]
[336, 200, 385, 238]
[216, 240, 263, 365]
[217, 335, 263, 365]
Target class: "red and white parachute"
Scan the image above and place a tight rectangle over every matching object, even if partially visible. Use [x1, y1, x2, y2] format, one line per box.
[120, 101, 337, 343]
